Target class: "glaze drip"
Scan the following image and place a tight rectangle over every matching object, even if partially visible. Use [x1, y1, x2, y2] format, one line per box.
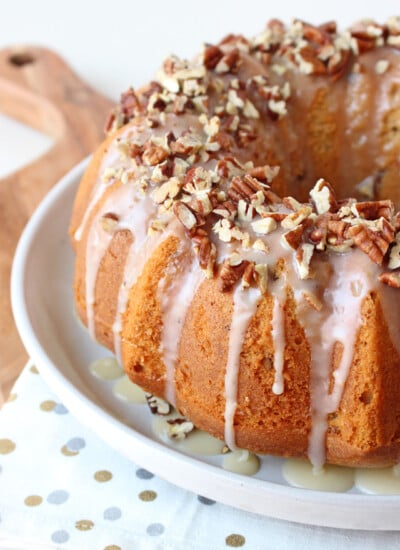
[224, 285, 261, 450]
[158, 249, 205, 405]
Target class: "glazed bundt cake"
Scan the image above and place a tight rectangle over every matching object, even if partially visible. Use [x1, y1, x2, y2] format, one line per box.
[70, 18, 400, 469]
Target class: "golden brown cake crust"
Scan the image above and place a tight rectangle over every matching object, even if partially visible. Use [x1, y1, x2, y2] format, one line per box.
[70, 18, 400, 467]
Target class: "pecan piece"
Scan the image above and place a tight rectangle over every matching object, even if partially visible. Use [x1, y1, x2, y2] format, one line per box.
[281, 224, 304, 250]
[142, 145, 169, 166]
[145, 394, 171, 415]
[166, 418, 194, 440]
[100, 212, 119, 233]
[215, 48, 241, 74]
[348, 223, 391, 264]
[309, 178, 337, 214]
[174, 201, 204, 230]
[352, 200, 393, 221]
[219, 258, 250, 291]
[379, 271, 400, 288]
[203, 44, 224, 69]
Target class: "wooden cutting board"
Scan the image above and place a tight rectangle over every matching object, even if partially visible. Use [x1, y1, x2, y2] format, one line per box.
[0, 46, 113, 405]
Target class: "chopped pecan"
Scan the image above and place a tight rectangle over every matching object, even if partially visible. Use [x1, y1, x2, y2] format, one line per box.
[213, 200, 238, 220]
[300, 20, 332, 45]
[327, 48, 351, 81]
[173, 201, 204, 230]
[237, 125, 258, 146]
[379, 271, 400, 288]
[171, 133, 203, 156]
[309, 178, 337, 214]
[219, 258, 250, 291]
[352, 200, 393, 220]
[100, 212, 119, 233]
[249, 165, 280, 183]
[318, 21, 337, 34]
[242, 262, 255, 288]
[203, 44, 224, 69]
[142, 144, 169, 166]
[251, 217, 277, 235]
[389, 236, 400, 269]
[295, 243, 315, 279]
[281, 224, 304, 250]
[350, 30, 376, 53]
[212, 131, 234, 151]
[195, 235, 216, 278]
[145, 394, 171, 415]
[348, 223, 392, 264]
[120, 87, 142, 120]
[215, 48, 241, 74]
[254, 263, 269, 293]
[298, 47, 327, 75]
[166, 418, 194, 440]
[281, 205, 313, 229]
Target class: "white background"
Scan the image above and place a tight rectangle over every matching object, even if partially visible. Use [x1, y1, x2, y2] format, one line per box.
[1, 0, 399, 176]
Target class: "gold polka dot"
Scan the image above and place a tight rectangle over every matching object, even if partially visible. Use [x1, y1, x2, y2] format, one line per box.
[139, 490, 157, 502]
[40, 400, 56, 412]
[24, 495, 43, 507]
[104, 546, 121, 550]
[226, 534, 246, 547]
[0, 439, 16, 454]
[61, 444, 79, 457]
[30, 365, 39, 374]
[75, 519, 94, 531]
[7, 393, 17, 402]
[94, 470, 112, 482]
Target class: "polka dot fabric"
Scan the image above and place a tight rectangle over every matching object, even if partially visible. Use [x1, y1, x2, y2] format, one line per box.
[0, 363, 400, 550]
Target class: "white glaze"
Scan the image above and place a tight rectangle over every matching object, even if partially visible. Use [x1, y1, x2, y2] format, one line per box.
[355, 466, 400, 495]
[282, 458, 355, 492]
[112, 375, 147, 404]
[224, 285, 261, 451]
[298, 252, 375, 471]
[74, 127, 137, 241]
[178, 429, 225, 456]
[222, 450, 261, 476]
[89, 357, 123, 380]
[271, 291, 286, 395]
[158, 246, 205, 405]
[110, 194, 160, 363]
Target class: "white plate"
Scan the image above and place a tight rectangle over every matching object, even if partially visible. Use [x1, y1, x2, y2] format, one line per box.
[11, 158, 400, 530]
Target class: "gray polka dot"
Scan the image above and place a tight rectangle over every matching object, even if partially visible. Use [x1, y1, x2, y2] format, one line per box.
[146, 523, 165, 536]
[51, 530, 69, 544]
[66, 437, 85, 451]
[103, 506, 122, 521]
[54, 404, 69, 415]
[47, 490, 69, 505]
[136, 468, 154, 479]
[198, 495, 216, 505]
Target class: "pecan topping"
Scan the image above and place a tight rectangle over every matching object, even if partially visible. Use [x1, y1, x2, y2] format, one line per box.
[174, 201, 204, 230]
[166, 418, 194, 440]
[219, 258, 250, 291]
[379, 271, 400, 288]
[203, 44, 224, 69]
[348, 223, 392, 264]
[145, 394, 171, 415]
[143, 144, 169, 166]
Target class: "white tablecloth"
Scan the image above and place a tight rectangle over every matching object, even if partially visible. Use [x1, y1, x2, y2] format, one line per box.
[1, 364, 400, 549]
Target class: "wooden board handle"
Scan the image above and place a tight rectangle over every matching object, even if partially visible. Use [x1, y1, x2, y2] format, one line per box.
[0, 46, 114, 399]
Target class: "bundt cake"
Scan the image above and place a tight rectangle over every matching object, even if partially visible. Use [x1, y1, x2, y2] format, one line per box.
[70, 18, 400, 469]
